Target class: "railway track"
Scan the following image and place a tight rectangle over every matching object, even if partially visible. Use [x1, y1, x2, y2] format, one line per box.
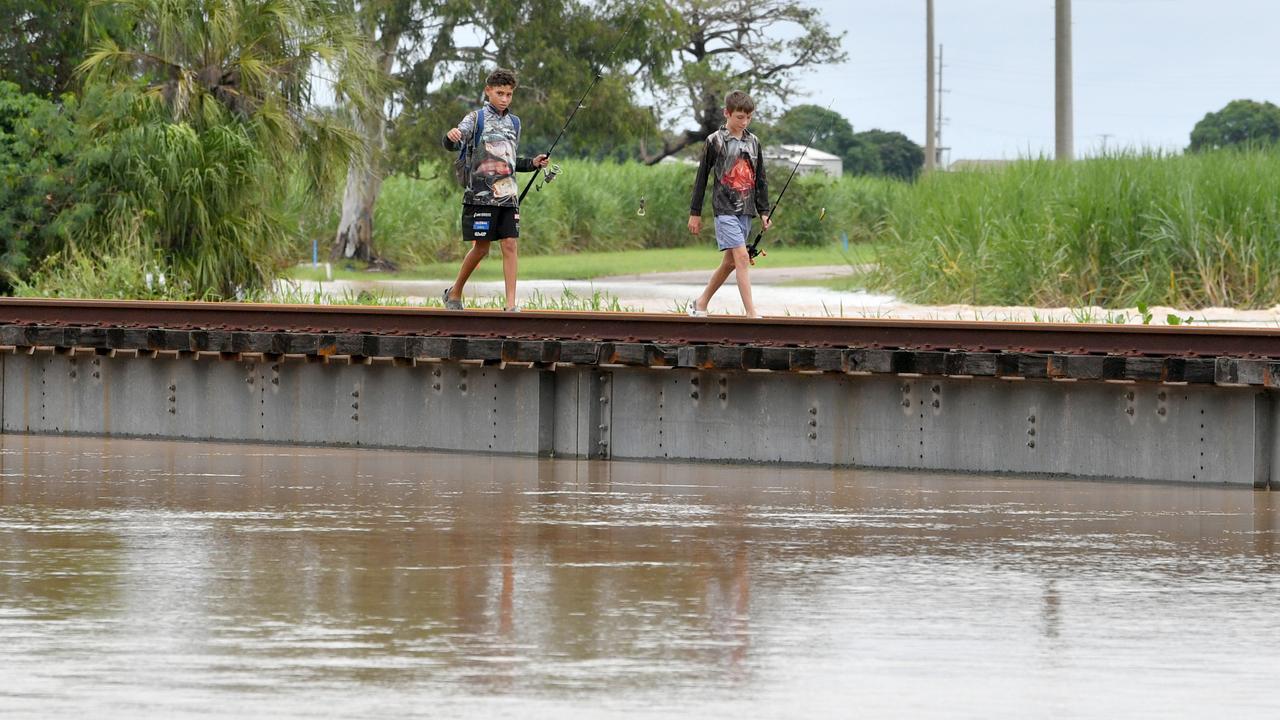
[3, 297, 1280, 359]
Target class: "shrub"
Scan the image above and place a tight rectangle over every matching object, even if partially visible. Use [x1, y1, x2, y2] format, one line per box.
[0, 82, 85, 291]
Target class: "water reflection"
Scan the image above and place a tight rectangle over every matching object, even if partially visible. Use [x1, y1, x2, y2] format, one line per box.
[1, 434, 1278, 718]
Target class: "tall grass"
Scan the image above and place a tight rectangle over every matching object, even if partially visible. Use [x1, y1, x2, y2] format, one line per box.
[313, 160, 902, 265]
[874, 149, 1280, 308]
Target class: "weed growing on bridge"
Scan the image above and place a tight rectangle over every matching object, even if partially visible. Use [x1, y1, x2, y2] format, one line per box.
[263, 282, 632, 312]
[518, 287, 636, 312]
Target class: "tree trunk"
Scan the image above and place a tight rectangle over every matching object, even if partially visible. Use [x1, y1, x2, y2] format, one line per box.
[330, 26, 401, 269]
[331, 110, 390, 266]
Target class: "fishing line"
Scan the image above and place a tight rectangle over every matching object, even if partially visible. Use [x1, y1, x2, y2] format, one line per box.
[518, 13, 640, 203]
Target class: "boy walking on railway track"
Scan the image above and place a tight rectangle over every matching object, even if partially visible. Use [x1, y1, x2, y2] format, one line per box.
[441, 68, 548, 312]
[687, 91, 772, 318]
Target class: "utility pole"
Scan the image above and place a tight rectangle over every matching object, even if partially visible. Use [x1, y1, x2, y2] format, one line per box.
[936, 44, 946, 168]
[925, 0, 936, 172]
[1055, 0, 1074, 161]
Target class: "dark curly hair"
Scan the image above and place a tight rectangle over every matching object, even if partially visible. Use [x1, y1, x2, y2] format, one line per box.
[486, 68, 518, 88]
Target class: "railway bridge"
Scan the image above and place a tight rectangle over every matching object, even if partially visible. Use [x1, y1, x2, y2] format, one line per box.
[2, 298, 1278, 487]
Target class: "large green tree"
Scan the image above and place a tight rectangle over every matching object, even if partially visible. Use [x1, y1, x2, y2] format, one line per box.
[1189, 99, 1280, 152]
[385, 0, 672, 171]
[640, 0, 846, 164]
[855, 129, 923, 180]
[348, 0, 671, 262]
[773, 103, 856, 156]
[0, 2, 93, 97]
[771, 104, 923, 180]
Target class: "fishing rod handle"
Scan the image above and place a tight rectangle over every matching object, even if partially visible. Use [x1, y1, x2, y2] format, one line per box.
[518, 169, 539, 203]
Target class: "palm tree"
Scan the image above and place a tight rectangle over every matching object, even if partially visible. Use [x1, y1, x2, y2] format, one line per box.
[81, 0, 378, 159]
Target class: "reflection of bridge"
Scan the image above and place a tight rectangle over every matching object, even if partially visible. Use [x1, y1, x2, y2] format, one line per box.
[2, 298, 1280, 488]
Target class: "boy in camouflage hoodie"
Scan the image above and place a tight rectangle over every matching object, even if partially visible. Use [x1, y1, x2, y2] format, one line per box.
[441, 68, 549, 311]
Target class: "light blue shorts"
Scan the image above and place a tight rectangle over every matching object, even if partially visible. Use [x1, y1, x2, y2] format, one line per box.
[714, 215, 752, 251]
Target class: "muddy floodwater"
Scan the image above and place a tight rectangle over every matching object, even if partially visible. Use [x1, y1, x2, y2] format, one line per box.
[2, 434, 1278, 718]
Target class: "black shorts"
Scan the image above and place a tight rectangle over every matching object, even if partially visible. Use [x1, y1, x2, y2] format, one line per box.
[462, 204, 520, 241]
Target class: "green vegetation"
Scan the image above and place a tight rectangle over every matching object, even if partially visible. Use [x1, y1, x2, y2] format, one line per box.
[0, 82, 85, 291]
[1189, 99, 1280, 152]
[299, 147, 1280, 313]
[299, 159, 900, 267]
[7, 0, 1280, 314]
[873, 149, 1280, 309]
[5, 0, 376, 301]
[0, 1, 101, 97]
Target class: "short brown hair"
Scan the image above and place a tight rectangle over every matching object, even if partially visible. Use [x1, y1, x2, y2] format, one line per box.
[486, 68, 518, 88]
[725, 91, 755, 114]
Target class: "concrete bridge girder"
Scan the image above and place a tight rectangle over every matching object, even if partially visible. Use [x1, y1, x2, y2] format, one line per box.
[2, 351, 1273, 487]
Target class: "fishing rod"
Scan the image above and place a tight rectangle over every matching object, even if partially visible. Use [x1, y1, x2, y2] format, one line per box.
[518, 14, 639, 203]
[747, 100, 836, 264]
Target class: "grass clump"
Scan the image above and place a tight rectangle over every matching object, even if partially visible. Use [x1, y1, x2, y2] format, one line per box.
[265, 282, 635, 312]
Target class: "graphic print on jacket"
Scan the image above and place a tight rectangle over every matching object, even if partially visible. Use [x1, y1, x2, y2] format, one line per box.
[712, 133, 761, 215]
[689, 127, 769, 219]
[455, 104, 522, 207]
[721, 154, 756, 197]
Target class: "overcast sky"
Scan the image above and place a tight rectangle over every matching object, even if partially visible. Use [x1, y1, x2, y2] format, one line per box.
[790, 0, 1278, 161]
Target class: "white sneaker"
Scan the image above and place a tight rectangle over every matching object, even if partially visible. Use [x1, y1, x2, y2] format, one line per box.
[687, 303, 708, 317]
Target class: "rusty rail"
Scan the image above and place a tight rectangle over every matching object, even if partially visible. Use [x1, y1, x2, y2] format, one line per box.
[3, 297, 1280, 358]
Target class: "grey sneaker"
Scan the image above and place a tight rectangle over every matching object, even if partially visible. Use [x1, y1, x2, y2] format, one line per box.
[503, 306, 521, 312]
[442, 287, 463, 310]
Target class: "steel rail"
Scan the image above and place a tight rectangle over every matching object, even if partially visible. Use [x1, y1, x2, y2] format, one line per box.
[3, 298, 1280, 357]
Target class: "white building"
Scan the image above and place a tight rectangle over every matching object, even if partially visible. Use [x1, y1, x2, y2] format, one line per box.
[762, 144, 843, 178]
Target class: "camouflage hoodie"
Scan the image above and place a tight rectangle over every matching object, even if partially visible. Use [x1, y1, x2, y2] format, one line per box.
[442, 103, 538, 208]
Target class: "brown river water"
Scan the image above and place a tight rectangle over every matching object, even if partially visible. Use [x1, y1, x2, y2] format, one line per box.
[1, 433, 1278, 718]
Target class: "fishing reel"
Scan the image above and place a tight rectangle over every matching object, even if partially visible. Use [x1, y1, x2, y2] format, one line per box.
[636, 196, 646, 217]
[535, 163, 562, 192]
[747, 242, 767, 265]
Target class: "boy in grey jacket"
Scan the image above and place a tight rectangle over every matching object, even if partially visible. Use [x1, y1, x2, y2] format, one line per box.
[441, 68, 548, 311]
[687, 91, 772, 318]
